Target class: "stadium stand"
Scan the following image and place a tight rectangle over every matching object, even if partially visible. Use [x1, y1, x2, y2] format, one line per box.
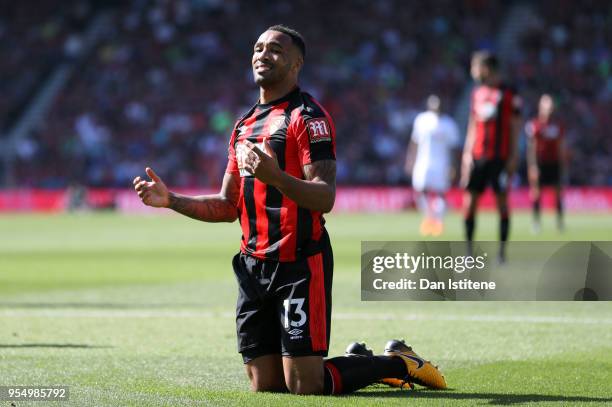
[2, 0, 610, 188]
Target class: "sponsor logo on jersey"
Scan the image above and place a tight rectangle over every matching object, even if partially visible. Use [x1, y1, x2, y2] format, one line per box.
[269, 116, 287, 135]
[306, 118, 332, 143]
[475, 102, 498, 121]
[474, 88, 502, 121]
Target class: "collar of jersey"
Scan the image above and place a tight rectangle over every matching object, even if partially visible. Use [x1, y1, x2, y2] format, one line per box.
[256, 86, 300, 108]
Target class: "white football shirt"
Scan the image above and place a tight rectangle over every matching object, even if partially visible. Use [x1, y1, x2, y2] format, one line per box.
[411, 111, 460, 192]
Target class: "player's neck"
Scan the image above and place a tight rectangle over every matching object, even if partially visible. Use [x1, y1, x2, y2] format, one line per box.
[259, 82, 298, 104]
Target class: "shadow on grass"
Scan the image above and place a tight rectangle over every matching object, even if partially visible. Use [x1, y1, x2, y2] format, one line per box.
[0, 343, 112, 349]
[352, 389, 612, 405]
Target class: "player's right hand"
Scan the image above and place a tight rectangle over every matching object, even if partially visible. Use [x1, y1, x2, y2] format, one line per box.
[133, 167, 170, 208]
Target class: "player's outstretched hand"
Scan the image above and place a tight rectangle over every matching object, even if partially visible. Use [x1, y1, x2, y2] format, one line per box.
[133, 167, 170, 208]
[243, 138, 283, 187]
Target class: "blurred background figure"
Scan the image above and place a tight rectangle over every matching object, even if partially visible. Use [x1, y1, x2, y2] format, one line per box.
[405, 95, 459, 236]
[525, 94, 566, 233]
[461, 51, 521, 263]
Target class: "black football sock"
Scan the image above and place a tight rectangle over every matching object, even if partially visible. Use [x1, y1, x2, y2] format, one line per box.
[533, 198, 541, 222]
[465, 215, 475, 242]
[323, 356, 407, 394]
[500, 214, 509, 242]
[498, 213, 510, 261]
[500, 212, 510, 243]
[556, 194, 563, 219]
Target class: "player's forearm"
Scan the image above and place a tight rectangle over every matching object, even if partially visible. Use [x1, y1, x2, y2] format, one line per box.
[167, 192, 238, 222]
[273, 172, 335, 213]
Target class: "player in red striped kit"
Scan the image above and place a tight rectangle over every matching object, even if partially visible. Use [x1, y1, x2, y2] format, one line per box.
[133, 25, 445, 395]
[461, 51, 522, 263]
[525, 94, 566, 232]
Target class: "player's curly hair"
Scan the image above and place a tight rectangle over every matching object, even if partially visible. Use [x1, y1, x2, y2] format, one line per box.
[267, 24, 306, 59]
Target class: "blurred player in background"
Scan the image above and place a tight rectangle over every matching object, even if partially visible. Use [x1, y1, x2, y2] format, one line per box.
[405, 95, 460, 236]
[525, 94, 566, 233]
[461, 51, 521, 262]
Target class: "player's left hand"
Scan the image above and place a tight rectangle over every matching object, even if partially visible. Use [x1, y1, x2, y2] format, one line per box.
[243, 138, 283, 187]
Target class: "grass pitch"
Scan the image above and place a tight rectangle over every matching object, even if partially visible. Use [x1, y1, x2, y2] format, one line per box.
[1, 211, 612, 406]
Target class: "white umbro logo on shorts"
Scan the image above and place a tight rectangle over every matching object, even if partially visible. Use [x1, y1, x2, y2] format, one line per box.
[287, 328, 303, 336]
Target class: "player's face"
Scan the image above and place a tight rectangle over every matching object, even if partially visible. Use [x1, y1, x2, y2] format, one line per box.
[470, 60, 487, 83]
[539, 95, 555, 117]
[252, 30, 298, 87]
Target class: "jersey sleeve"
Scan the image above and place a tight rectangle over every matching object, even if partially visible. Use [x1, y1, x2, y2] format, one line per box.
[225, 122, 240, 176]
[292, 111, 336, 166]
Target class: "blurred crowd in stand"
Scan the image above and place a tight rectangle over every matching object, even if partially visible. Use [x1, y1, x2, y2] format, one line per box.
[3, 0, 610, 188]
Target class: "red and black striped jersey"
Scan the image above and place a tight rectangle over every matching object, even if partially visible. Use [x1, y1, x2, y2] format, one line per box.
[226, 87, 336, 262]
[470, 84, 521, 160]
[525, 118, 564, 163]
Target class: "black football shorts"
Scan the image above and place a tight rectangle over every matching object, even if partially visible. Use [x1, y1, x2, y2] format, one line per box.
[232, 230, 333, 363]
[538, 162, 561, 186]
[466, 159, 508, 194]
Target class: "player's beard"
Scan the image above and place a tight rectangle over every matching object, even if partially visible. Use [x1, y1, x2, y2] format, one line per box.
[253, 63, 291, 88]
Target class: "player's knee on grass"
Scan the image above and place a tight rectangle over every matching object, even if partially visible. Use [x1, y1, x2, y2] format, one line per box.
[283, 356, 325, 395]
[246, 369, 287, 392]
[285, 372, 324, 395]
[248, 376, 287, 392]
[245, 355, 287, 392]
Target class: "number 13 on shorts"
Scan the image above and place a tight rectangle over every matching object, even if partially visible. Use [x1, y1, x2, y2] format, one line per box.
[283, 298, 307, 328]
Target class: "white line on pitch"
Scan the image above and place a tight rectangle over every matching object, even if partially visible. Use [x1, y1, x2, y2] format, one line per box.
[1, 309, 611, 325]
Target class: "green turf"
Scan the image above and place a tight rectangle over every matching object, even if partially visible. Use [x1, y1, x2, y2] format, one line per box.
[1, 211, 612, 406]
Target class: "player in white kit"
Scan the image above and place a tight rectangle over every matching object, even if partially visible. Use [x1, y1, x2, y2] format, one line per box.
[405, 95, 460, 236]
